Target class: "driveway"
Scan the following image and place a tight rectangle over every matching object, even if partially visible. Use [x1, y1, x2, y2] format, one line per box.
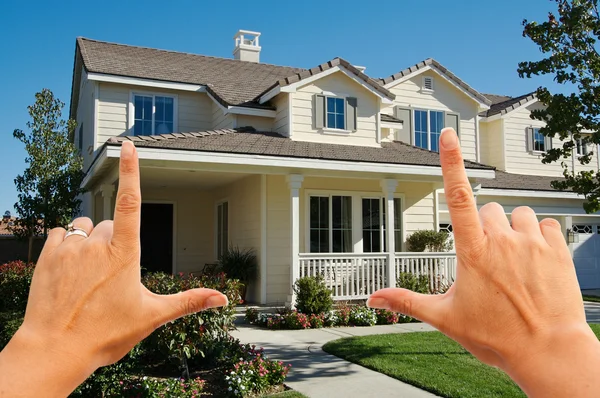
[585, 301, 600, 323]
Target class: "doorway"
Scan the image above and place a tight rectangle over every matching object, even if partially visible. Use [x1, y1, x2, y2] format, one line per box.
[140, 203, 174, 274]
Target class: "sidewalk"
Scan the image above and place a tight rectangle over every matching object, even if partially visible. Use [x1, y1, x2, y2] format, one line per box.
[231, 321, 439, 398]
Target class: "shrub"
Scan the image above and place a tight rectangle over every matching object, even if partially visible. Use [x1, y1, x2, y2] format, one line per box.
[0, 261, 35, 312]
[309, 313, 325, 328]
[397, 272, 430, 294]
[225, 355, 291, 397]
[375, 309, 399, 325]
[323, 311, 338, 327]
[245, 307, 259, 324]
[335, 305, 352, 326]
[266, 314, 284, 330]
[0, 312, 23, 350]
[283, 311, 310, 329]
[122, 376, 206, 397]
[218, 246, 257, 284]
[293, 276, 333, 315]
[349, 306, 377, 326]
[406, 230, 453, 252]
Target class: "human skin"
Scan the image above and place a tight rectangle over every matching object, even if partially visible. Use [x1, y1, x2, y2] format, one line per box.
[0, 141, 228, 397]
[368, 128, 600, 397]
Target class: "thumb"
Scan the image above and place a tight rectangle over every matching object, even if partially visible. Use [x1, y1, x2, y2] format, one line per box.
[148, 288, 229, 327]
[367, 288, 447, 327]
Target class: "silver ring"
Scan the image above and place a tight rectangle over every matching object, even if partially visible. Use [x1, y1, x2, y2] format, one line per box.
[64, 223, 89, 240]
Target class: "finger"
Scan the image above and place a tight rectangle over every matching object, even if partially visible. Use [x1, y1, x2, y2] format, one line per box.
[367, 288, 447, 327]
[539, 218, 570, 253]
[439, 128, 484, 249]
[511, 206, 542, 236]
[147, 289, 228, 328]
[40, 227, 67, 256]
[89, 220, 114, 241]
[62, 217, 94, 244]
[111, 141, 141, 253]
[479, 202, 511, 231]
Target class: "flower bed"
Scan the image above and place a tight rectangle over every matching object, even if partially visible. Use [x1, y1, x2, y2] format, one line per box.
[245, 305, 415, 330]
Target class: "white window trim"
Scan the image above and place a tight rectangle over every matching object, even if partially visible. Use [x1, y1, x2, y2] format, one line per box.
[214, 199, 230, 261]
[421, 76, 434, 94]
[413, 108, 446, 151]
[575, 137, 588, 157]
[324, 95, 347, 132]
[531, 127, 546, 155]
[128, 90, 179, 135]
[304, 189, 405, 254]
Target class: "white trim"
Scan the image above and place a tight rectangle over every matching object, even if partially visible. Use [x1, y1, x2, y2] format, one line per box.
[384, 65, 432, 87]
[82, 147, 107, 188]
[105, 145, 496, 179]
[93, 82, 99, 154]
[206, 91, 228, 114]
[288, 93, 294, 139]
[481, 98, 540, 123]
[227, 106, 276, 118]
[259, 65, 394, 104]
[477, 188, 583, 199]
[434, 188, 440, 231]
[260, 174, 267, 304]
[380, 121, 403, 130]
[141, 200, 177, 274]
[128, 90, 179, 135]
[376, 106, 381, 144]
[87, 72, 205, 92]
[500, 118, 507, 169]
[475, 114, 480, 163]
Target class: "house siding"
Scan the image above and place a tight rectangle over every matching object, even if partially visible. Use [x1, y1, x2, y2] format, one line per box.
[266, 175, 291, 305]
[273, 93, 290, 137]
[384, 70, 480, 161]
[479, 119, 505, 170]
[236, 115, 273, 132]
[291, 71, 379, 147]
[212, 101, 235, 130]
[76, 70, 95, 170]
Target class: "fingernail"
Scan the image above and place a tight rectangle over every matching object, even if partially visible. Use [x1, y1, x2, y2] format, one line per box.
[440, 128, 458, 150]
[367, 297, 390, 310]
[121, 141, 134, 159]
[205, 294, 228, 309]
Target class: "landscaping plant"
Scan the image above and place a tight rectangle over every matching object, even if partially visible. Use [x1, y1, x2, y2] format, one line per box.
[397, 272, 430, 294]
[293, 275, 334, 315]
[0, 260, 35, 312]
[218, 246, 257, 302]
[349, 306, 377, 326]
[406, 230, 453, 252]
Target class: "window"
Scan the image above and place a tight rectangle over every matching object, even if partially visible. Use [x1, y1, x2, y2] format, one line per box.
[439, 223, 453, 233]
[310, 196, 352, 253]
[414, 109, 445, 152]
[216, 202, 228, 259]
[573, 224, 592, 234]
[326, 97, 345, 130]
[362, 198, 402, 253]
[576, 138, 588, 156]
[533, 128, 545, 152]
[132, 94, 175, 136]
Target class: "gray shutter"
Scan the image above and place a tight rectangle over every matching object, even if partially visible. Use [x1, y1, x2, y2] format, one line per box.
[346, 97, 357, 131]
[394, 106, 413, 144]
[544, 135, 553, 152]
[526, 127, 534, 152]
[314, 94, 325, 129]
[445, 112, 460, 137]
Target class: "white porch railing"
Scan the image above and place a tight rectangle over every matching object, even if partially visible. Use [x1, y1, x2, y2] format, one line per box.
[395, 252, 457, 293]
[298, 252, 457, 300]
[298, 253, 387, 300]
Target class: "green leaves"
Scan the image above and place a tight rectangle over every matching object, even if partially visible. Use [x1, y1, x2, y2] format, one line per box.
[11, 89, 85, 239]
[520, 1, 600, 213]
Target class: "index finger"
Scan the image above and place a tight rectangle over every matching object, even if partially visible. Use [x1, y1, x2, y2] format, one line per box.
[111, 141, 141, 254]
[439, 128, 484, 249]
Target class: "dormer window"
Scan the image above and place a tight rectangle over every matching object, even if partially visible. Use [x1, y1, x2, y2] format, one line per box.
[314, 94, 358, 132]
[526, 127, 552, 154]
[326, 97, 346, 130]
[576, 138, 589, 156]
[422, 76, 434, 93]
[130, 93, 177, 136]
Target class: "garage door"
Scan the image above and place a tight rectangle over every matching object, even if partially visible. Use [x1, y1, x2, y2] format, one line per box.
[572, 224, 600, 289]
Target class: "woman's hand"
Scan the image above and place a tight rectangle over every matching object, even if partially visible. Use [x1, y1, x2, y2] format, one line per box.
[368, 128, 600, 397]
[0, 141, 227, 397]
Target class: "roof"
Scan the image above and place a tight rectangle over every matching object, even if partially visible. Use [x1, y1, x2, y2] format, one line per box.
[76, 37, 305, 110]
[257, 57, 395, 101]
[105, 128, 493, 170]
[481, 92, 537, 118]
[476, 170, 567, 192]
[381, 114, 403, 123]
[379, 58, 492, 107]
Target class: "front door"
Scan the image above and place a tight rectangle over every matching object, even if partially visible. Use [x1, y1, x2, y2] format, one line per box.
[140, 203, 173, 274]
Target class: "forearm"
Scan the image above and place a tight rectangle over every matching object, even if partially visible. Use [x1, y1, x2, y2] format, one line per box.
[0, 327, 97, 397]
[504, 324, 600, 398]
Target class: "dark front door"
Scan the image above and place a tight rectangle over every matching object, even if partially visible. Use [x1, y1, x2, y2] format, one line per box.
[140, 203, 173, 274]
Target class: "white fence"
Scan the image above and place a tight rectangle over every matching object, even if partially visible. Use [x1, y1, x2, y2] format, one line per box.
[395, 253, 457, 293]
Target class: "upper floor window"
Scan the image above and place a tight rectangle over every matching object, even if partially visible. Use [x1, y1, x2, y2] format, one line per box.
[326, 97, 345, 130]
[314, 94, 357, 132]
[414, 109, 444, 152]
[526, 127, 552, 154]
[132, 94, 176, 136]
[533, 128, 545, 152]
[576, 138, 589, 156]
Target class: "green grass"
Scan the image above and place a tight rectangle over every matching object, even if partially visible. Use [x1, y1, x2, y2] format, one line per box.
[583, 295, 600, 303]
[323, 325, 600, 398]
[262, 391, 307, 398]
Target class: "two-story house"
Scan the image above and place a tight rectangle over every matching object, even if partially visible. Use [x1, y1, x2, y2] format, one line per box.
[70, 31, 600, 305]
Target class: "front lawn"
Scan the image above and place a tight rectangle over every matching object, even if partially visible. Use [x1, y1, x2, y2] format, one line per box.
[263, 391, 307, 398]
[323, 325, 600, 398]
[583, 295, 600, 303]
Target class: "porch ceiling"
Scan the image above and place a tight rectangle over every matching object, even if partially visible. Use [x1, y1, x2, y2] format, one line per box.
[140, 167, 248, 190]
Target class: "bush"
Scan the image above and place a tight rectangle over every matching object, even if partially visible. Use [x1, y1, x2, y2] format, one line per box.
[349, 306, 377, 326]
[335, 305, 352, 326]
[406, 230, 453, 252]
[283, 310, 310, 329]
[375, 309, 399, 325]
[397, 272, 430, 294]
[245, 307, 259, 324]
[122, 376, 206, 397]
[225, 354, 291, 397]
[0, 312, 23, 350]
[293, 276, 333, 315]
[0, 261, 35, 312]
[218, 246, 257, 284]
[309, 313, 325, 328]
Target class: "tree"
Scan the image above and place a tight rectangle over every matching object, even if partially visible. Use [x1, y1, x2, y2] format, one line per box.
[11, 89, 84, 249]
[519, 0, 600, 213]
[3, 211, 10, 219]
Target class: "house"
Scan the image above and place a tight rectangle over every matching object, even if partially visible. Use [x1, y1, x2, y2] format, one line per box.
[69, 30, 600, 305]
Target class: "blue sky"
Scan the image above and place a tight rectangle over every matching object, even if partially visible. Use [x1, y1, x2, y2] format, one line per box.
[0, 0, 559, 215]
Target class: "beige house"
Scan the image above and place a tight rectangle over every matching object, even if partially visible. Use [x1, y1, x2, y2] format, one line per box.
[70, 31, 600, 305]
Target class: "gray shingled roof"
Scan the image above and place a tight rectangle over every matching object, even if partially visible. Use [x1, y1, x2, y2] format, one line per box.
[481, 92, 537, 118]
[105, 128, 493, 170]
[379, 58, 492, 107]
[381, 114, 403, 123]
[476, 170, 568, 192]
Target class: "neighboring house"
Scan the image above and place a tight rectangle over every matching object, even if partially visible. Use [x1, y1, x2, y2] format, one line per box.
[69, 31, 600, 305]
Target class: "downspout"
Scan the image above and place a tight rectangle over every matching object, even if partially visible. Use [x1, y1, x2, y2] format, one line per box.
[475, 114, 480, 163]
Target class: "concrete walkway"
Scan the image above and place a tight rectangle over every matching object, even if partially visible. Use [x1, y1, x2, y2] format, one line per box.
[585, 301, 600, 323]
[231, 322, 439, 398]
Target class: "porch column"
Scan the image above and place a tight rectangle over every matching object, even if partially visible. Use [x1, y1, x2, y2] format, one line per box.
[287, 174, 304, 306]
[381, 179, 398, 289]
[564, 215, 574, 256]
[471, 183, 482, 206]
[100, 184, 115, 220]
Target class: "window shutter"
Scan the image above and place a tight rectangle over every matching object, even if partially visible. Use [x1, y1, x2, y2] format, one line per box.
[394, 106, 413, 144]
[314, 94, 325, 129]
[445, 112, 460, 137]
[346, 97, 358, 131]
[526, 127, 534, 152]
[544, 135, 553, 152]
